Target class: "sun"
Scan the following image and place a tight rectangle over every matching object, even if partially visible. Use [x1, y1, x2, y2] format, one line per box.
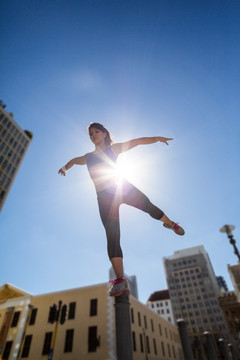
[115, 153, 141, 185]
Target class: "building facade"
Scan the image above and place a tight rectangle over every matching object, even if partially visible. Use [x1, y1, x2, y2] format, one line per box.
[216, 276, 229, 293]
[228, 263, 240, 302]
[163, 245, 232, 358]
[146, 290, 175, 325]
[0, 283, 183, 360]
[219, 291, 240, 335]
[0, 102, 33, 211]
[109, 267, 139, 299]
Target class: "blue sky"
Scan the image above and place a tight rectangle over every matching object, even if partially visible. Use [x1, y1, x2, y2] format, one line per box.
[1, 0, 240, 303]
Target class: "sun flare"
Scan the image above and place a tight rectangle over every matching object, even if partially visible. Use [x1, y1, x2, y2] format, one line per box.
[115, 154, 141, 184]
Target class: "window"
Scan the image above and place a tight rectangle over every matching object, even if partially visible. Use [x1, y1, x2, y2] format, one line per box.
[172, 344, 176, 359]
[21, 335, 32, 357]
[146, 336, 150, 353]
[90, 299, 97, 316]
[11, 311, 20, 327]
[2, 160, 8, 170]
[159, 324, 162, 336]
[138, 312, 141, 327]
[11, 167, 16, 175]
[151, 319, 154, 332]
[2, 341, 13, 360]
[88, 326, 98, 352]
[0, 190, 6, 200]
[131, 308, 134, 323]
[5, 164, 11, 174]
[68, 302, 76, 319]
[168, 343, 171, 357]
[29, 308, 37, 325]
[64, 329, 74, 352]
[140, 333, 144, 353]
[161, 342, 165, 357]
[132, 331, 136, 351]
[42, 332, 53, 355]
[153, 338, 157, 355]
[144, 315, 147, 329]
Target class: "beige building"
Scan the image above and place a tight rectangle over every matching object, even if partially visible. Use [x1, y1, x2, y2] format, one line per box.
[228, 263, 240, 302]
[219, 291, 240, 335]
[0, 283, 183, 360]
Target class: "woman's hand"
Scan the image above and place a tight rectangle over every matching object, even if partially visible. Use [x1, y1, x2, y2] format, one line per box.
[58, 155, 88, 176]
[58, 167, 67, 176]
[158, 137, 173, 145]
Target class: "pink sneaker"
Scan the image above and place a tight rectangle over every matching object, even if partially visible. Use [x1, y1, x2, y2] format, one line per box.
[109, 277, 130, 297]
[163, 221, 185, 236]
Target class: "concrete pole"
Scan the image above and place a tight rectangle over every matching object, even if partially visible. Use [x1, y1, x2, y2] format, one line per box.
[218, 338, 231, 360]
[176, 319, 194, 360]
[203, 331, 218, 360]
[228, 343, 237, 360]
[114, 293, 133, 360]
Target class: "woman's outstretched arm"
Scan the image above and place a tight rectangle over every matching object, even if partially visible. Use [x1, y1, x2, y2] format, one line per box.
[111, 137, 173, 155]
[58, 153, 88, 176]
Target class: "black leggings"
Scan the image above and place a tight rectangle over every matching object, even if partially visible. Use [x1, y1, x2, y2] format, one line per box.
[97, 181, 164, 260]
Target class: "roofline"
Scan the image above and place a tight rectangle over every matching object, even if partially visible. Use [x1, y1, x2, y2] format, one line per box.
[34, 282, 110, 298]
[0, 283, 32, 296]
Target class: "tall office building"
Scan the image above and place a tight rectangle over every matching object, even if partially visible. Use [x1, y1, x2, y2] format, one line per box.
[109, 267, 139, 299]
[0, 102, 33, 211]
[163, 246, 230, 344]
[216, 275, 229, 293]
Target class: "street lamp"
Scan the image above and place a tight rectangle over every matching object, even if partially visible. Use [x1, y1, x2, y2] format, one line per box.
[220, 225, 240, 262]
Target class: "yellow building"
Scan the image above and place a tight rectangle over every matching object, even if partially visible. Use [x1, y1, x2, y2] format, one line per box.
[0, 282, 183, 360]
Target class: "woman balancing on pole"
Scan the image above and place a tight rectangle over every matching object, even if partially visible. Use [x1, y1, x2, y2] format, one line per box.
[58, 123, 185, 297]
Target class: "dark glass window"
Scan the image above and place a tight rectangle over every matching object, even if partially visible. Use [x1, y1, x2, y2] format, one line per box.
[29, 308, 38, 325]
[64, 329, 74, 352]
[68, 302, 76, 319]
[2, 341, 13, 360]
[90, 299, 98, 316]
[0, 190, 6, 199]
[42, 332, 53, 355]
[132, 331, 136, 351]
[138, 312, 141, 327]
[140, 333, 144, 353]
[159, 324, 162, 336]
[146, 336, 150, 353]
[153, 338, 157, 355]
[21, 335, 32, 357]
[151, 319, 154, 332]
[88, 326, 98, 352]
[11, 311, 20, 327]
[131, 308, 134, 323]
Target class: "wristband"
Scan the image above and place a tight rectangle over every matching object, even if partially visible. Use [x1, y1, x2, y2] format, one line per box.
[62, 166, 68, 172]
